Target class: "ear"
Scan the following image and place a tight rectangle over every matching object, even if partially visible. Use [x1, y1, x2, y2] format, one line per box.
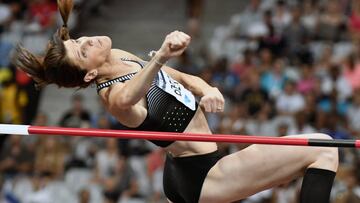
[84, 69, 98, 82]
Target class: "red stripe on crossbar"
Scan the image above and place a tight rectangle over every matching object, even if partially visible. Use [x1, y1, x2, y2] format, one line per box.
[28, 126, 310, 146]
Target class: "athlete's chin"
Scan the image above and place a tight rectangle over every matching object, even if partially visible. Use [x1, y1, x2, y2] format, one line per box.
[100, 37, 112, 56]
[103, 36, 112, 49]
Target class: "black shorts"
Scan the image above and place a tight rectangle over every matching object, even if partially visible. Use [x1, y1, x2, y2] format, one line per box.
[163, 150, 222, 203]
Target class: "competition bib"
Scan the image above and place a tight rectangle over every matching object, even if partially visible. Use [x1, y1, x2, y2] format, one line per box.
[155, 70, 196, 110]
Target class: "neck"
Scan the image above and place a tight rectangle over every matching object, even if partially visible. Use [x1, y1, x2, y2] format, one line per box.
[95, 49, 130, 84]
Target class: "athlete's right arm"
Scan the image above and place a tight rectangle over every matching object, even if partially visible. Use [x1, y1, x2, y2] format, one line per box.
[100, 83, 148, 127]
[106, 31, 191, 110]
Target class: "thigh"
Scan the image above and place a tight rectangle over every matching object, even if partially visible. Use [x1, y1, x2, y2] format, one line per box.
[199, 134, 335, 203]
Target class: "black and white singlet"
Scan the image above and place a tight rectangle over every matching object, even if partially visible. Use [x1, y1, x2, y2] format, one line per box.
[96, 59, 198, 147]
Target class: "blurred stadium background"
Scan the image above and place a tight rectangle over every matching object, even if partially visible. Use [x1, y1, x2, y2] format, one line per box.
[1, 0, 360, 202]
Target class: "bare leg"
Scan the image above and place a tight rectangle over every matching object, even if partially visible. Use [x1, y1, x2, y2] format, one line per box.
[199, 133, 338, 203]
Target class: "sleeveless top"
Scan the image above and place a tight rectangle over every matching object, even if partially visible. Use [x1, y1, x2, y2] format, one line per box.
[97, 59, 198, 147]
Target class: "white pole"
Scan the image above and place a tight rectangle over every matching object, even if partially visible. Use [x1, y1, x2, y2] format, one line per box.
[0, 124, 29, 135]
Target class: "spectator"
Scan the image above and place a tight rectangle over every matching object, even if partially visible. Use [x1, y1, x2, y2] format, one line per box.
[229, 0, 264, 38]
[258, 10, 286, 57]
[346, 90, 360, 137]
[66, 135, 99, 169]
[0, 135, 34, 178]
[288, 111, 316, 134]
[237, 72, 270, 116]
[59, 94, 91, 128]
[231, 49, 255, 81]
[332, 166, 360, 203]
[146, 150, 165, 202]
[316, 0, 347, 41]
[260, 57, 287, 98]
[314, 44, 333, 77]
[34, 136, 67, 179]
[323, 64, 352, 102]
[103, 156, 138, 202]
[344, 53, 360, 91]
[22, 0, 57, 54]
[23, 112, 48, 160]
[171, 51, 201, 75]
[321, 111, 350, 139]
[297, 63, 317, 94]
[210, 57, 239, 97]
[0, 69, 28, 124]
[186, 0, 203, 37]
[276, 80, 305, 115]
[22, 173, 54, 203]
[257, 48, 274, 74]
[94, 138, 120, 182]
[277, 122, 290, 136]
[16, 66, 43, 124]
[32, 111, 48, 126]
[349, 0, 360, 42]
[0, 40, 13, 68]
[302, 92, 319, 127]
[245, 103, 277, 136]
[78, 188, 90, 203]
[27, 0, 57, 32]
[0, 2, 12, 34]
[283, 6, 309, 62]
[3, 0, 28, 20]
[272, 0, 292, 34]
[301, 0, 319, 34]
[0, 175, 3, 201]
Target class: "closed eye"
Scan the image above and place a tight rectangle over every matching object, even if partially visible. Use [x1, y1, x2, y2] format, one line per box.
[72, 39, 80, 44]
[81, 49, 87, 58]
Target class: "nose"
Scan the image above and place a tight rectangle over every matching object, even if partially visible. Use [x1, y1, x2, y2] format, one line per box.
[87, 39, 94, 46]
[79, 37, 93, 46]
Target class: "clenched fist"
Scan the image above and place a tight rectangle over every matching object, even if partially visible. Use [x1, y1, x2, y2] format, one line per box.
[157, 31, 191, 59]
[199, 87, 225, 113]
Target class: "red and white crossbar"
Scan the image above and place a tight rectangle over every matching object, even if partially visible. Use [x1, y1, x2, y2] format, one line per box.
[0, 124, 359, 148]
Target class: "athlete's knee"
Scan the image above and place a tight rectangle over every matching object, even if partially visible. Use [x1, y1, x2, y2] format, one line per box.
[305, 133, 333, 140]
[309, 133, 339, 171]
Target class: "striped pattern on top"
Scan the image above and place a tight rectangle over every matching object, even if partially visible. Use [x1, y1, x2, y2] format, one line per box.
[96, 59, 146, 92]
[96, 72, 137, 92]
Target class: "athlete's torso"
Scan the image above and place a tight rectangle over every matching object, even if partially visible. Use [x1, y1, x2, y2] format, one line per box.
[98, 58, 217, 156]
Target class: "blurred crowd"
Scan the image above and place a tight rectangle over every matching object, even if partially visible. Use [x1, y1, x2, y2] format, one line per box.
[1, 0, 360, 202]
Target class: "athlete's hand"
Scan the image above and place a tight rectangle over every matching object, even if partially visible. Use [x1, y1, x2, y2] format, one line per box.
[157, 31, 191, 59]
[199, 87, 225, 113]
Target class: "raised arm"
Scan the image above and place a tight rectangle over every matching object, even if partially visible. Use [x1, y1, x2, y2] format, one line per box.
[107, 31, 191, 109]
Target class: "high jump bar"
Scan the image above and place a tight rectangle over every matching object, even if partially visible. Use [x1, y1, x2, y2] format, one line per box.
[0, 124, 358, 148]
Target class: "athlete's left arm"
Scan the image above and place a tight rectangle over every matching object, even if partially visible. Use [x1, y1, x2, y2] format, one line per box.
[162, 66, 225, 113]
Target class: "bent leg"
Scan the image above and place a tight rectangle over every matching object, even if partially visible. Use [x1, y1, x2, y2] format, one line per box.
[199, 133, 338, 203]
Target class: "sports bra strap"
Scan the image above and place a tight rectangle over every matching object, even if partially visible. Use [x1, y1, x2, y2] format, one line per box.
[96, 58, 146, 93]
[96, 72, 137, 93]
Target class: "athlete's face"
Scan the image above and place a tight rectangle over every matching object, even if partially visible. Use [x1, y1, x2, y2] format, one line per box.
[64, 36, 112, 71]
